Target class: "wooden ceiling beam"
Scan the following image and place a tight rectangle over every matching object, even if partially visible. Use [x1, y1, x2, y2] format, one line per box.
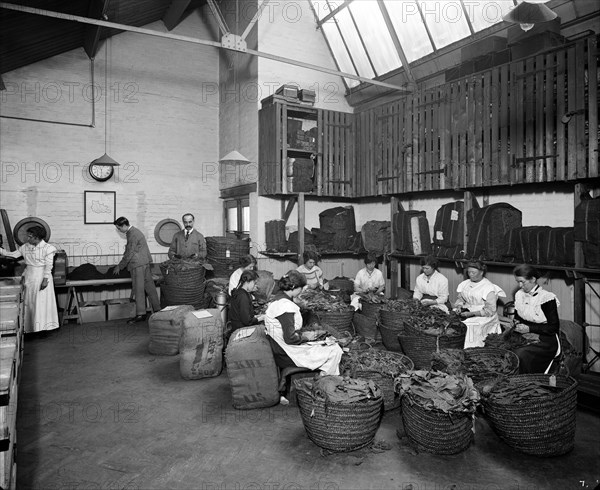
[83, 0, 110, 59]
[162, 0, 192, 31]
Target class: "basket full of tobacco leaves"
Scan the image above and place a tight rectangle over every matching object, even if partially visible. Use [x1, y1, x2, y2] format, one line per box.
[341, 349, 414, 411]
[479, 374, 578, 457]
[431, 347, 519, 384]
[394, 370, 480, 454]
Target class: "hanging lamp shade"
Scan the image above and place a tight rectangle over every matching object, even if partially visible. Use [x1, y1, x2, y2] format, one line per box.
[219, 150, 251, 164]
[90, 152, 120, 166]
[503, 1, 557, 26]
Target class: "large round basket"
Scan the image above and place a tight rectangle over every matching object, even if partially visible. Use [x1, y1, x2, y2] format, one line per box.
[295, 382, 383, 452]
[328, 277, 354, 293]
[379, 323, 404, 352]
[352, 353, 413, 411]
[160, 263, 207, 309]
[361, 301, 384, 320]
[352, 313, 380, 341]
[379, 309, 409, 329]
[401, 395, 474, 455]
[398, 330, 466, 369]
[481, 374, 578, 456]
[314, 310, 355, 336]
[206, 236, 250, 278]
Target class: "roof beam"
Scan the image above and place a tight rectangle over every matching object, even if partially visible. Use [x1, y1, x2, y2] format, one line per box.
[162, 0, 192, 31]
[206, 0, 230, 37]
[376, 0, 415, 85]
[240, 0, 269, 42]
[318, 0, 353, 27]
[0, 2, 411, 93]
[83, 0, 110, 59]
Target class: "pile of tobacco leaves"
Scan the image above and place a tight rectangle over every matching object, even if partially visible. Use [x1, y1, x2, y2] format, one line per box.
[296, 289, 354, 312]
[478, 376, 565, 402]
[357, 292, 387, 304]
[160, 257, 206, 274]
[394, 370, 480, 414]
[431, 348, 517, 378]
[341, 349, 413, 378]
[382, 299, 465, 336]
[484, 330, 539, 351]
[296, 375, 382, 404]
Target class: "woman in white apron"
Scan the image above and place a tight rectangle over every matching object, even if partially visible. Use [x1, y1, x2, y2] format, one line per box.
[453, 261, 505, 348]
[0, 225, 59, 333]
[265, 270, 342, 376]
[511, 264, 560, 373]
[413, 255, 450, 313]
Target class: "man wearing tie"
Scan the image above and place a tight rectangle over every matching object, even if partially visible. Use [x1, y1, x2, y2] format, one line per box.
[168, 213, 207, 260]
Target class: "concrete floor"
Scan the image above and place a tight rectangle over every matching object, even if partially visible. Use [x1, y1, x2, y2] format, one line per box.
[17, 321, 600, 490]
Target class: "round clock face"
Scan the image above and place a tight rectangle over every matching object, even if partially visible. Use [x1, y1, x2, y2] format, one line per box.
[89, 164, 114, 182]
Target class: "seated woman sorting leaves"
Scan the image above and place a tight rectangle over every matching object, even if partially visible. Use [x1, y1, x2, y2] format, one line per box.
[509, 264, 560, 374]
[412, 255, 450, 313]
[229, 270, 265, 332]
[265, 270, 342, 376]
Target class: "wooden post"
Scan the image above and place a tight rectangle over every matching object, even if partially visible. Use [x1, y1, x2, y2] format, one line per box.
[297, 192, 305, 262]
[463, 191, 478, 257]
[390, 197, 399, 298]
[573, 183, 586, 326]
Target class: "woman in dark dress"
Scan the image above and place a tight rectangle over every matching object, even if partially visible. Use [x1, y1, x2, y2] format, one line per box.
[229, 270, 264, 332]
[511, 264, 560, 374]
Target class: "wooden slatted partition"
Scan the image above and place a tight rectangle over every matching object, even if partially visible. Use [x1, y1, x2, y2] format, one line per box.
[589, 36, 599, 178]
[258, 102, 280, 195]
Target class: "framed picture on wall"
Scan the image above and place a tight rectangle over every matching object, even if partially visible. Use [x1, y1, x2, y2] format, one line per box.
[84, 191, 116, 224]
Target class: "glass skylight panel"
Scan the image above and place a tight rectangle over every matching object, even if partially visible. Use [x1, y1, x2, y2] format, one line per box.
[418, 0, 471, 49]
[321, 21, 361, 88]
[464, 1, 515, 32]
[309, 0, 333, 21]
[336, 7, 376, 79]
[349, 0, 403, 75]
[384, 0, 434, 62]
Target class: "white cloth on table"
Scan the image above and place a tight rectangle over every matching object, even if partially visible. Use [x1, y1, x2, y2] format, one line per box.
[456, 277, 505, 348]
[413, 270, 449, 313]
[264, 296, 342, 375]
[1, 240, 59, 333]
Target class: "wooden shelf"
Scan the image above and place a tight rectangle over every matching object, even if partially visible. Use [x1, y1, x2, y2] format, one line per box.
[389, 253, 600, 276]
[260, 250, 361, 260]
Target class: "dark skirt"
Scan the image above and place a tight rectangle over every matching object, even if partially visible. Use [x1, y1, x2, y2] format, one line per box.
[514, 334, 559, 374]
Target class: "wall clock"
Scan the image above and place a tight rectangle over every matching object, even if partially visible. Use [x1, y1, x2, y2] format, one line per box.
[89, 162, 115, 182]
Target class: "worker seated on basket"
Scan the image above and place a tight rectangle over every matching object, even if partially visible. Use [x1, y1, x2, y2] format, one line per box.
[350, 252, 385, 311]
[412, 255, 450, 313]
[500, 265, 560, 374]
[296, 251, 328, 290]
[453, 261, 506, 349]
[265, 270, 342, 381]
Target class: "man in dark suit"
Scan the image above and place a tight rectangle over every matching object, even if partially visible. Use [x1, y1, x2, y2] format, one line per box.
[112, 216, 160, 323]
[168, 213, 206, 260]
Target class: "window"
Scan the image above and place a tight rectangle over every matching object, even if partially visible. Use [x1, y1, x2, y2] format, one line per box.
[224, 197, 250, 239]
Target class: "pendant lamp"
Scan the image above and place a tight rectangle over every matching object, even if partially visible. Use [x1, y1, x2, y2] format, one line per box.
[219, 0, 250, 165]
[503, 0, 557, 32]
[91, 39, 120, 168]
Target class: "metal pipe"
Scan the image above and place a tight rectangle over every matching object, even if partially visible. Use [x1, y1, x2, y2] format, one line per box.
[0, 2, 411, 93]
[0, 57, 96, 128]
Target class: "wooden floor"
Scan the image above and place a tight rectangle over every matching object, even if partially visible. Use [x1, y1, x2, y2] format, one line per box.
[17, 321, 600, 490]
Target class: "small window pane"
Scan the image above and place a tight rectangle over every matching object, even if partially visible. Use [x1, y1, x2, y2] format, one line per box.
[242, 205, 250, 234]
[336, 8, 376, 79]
[349, 0, 402, 75]
[226, 207, 237, 234]
[321, 21, 360, 88]
[418, 0, 471, 49]
[464, 0, 514, 32]
[385, 0, 434, 63]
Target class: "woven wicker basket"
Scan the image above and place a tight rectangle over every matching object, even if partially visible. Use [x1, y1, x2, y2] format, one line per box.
[314, 310, 355, 336]
[401, 395, 474, 455]
[360, 301, 384, 320]
[431, 347, 519, 383]
[379, 323, 404, 352]
[352, 313, 380, 341]
[159, 264, 207, 309]
[352, 353, 413, 411]
[379, 309, 409, 329]
[398, 330, 466, 369]
[481, 374, 578, 456]
[295, 382, 383, 452]
[328, 277, 354, 293]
